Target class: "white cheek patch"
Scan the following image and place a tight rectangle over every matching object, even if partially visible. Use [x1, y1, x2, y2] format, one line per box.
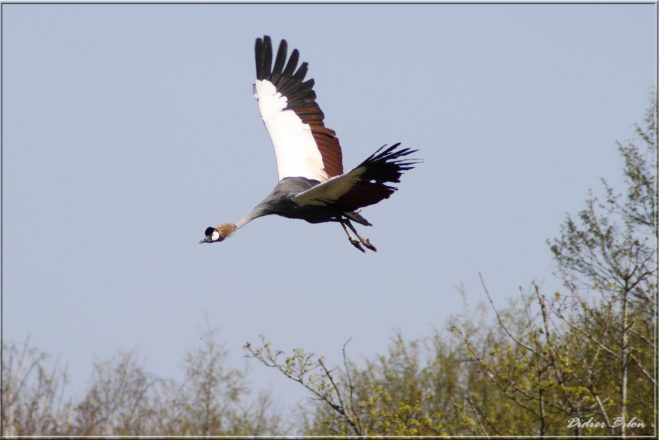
[211, 230, 220, 241]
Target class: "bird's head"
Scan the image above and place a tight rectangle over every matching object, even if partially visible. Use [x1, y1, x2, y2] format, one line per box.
[199, 223, 237, 244]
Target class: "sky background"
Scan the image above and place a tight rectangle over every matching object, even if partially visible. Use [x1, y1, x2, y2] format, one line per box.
[3, 3, 657, 419]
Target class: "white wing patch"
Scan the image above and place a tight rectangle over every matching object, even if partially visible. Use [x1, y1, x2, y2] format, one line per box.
[254, 80, 328, 182]
[293, 166, 366, 207]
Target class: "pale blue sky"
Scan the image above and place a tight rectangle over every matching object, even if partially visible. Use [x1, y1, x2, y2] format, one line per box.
[3, 4, 657, 411]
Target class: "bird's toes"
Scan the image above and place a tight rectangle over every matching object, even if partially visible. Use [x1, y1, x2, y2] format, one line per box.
[363, 238, 377, 252]
[349, 238, 366, 253]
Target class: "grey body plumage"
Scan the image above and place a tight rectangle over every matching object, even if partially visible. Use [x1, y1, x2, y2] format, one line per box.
[244, 177, 372, 225]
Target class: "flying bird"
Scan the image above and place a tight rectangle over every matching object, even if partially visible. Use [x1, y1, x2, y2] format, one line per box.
[200, 36, 420, 252]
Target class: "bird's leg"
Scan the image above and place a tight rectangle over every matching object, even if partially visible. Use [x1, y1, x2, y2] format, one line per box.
[340, 221, 365, 252]
[344, 220, 377, 252]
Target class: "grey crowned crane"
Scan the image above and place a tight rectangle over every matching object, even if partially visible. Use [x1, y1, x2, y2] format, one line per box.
[200, 36, 420, 252]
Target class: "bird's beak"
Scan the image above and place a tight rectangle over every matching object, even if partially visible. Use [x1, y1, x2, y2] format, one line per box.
[199, 237, 209, 244]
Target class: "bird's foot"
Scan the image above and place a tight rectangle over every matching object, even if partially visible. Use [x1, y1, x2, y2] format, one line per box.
[362, 238, 377, 252]
[349, 238, 366, 253]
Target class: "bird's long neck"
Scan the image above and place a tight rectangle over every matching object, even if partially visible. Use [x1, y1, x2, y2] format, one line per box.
[236, 185, 291, 229]
[236, 204, 271, 229]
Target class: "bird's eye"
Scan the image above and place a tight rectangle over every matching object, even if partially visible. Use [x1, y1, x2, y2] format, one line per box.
[204, 226, 215, 236]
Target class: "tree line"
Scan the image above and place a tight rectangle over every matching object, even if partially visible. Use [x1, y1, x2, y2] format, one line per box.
[3, 96, 656, 437]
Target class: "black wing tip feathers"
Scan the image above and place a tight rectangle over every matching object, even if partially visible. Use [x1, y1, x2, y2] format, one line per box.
[256, 35, 280, 81]
[255, 35, 284, 80]
[364, 143, 422, 169]
[254, 36, 313, 102]
[359, 143, 421, 190]
[253, 35, 329, 130]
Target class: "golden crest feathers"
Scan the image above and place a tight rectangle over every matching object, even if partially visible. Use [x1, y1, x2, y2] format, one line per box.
[217, 223, 237, 238]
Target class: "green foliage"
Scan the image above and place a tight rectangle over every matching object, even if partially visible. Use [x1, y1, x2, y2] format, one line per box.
[246, 333, 461, 435]
[547, 93, 657, 436]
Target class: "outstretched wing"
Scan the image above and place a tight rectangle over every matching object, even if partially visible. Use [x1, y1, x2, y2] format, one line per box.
[293, 143, 419, 211]
[254, 36, 343, 182]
